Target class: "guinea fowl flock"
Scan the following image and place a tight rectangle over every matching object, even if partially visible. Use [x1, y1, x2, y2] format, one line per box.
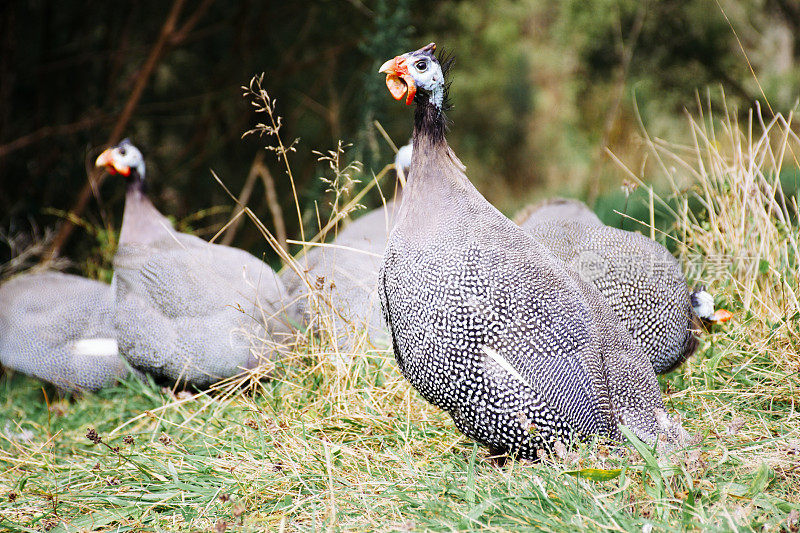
[0, 42, 732, 459]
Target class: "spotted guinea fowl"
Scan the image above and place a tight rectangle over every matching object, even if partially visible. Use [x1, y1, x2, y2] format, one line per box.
[282, 144, 411, 348]
[514, 197, 602, 227]
[0, 271, 129, 393]
[517, 198, 730, 373]
[378, 44, 683, 459]
[95, 140, 291, 387]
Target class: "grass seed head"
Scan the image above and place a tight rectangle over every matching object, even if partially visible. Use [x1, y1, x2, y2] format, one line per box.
[85, 427, 101, 445]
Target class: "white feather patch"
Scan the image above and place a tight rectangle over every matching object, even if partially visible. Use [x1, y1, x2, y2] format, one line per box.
[395, 142, 413, 173]
[481, 345, 526, 384]
[692, 290, 715, 319]
[72, 338, 119, 357]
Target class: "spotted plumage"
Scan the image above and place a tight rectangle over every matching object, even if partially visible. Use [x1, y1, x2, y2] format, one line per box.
[518, 198, 699, 373]
[0, 271, 130, 393]
[96, 140, 292, 387]
[378, 44, 682, 458]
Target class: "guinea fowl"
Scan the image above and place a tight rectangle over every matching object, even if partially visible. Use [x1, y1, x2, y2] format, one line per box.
[515, 197, 602, 227]
[95, 140, 291, 387]
[378, 44, 683, 459]
[282, 144, 411, 348]
[0, 271, 129, 393]
[518, 198, 694, 374]
[517, 198, 731, 373]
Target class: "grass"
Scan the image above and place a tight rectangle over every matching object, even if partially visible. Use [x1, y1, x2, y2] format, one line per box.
[0, 331, 797, 532]
[1, 94, 799, 531]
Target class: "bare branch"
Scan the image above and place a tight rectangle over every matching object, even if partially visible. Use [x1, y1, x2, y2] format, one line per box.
[43, 0, 195, 262]
[220, 151, 263, 246]
[0, 113, 108, 158]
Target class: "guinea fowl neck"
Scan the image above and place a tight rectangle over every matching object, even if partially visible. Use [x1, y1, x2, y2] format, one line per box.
[413, 94, 446, 146]
[407, 98, 449, 195]
[399, 95, 490, 237]
[126, 171, 147, 196]
[119, 173, 175, 246]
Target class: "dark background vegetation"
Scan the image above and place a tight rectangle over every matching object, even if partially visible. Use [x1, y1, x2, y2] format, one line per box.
[0, 0, 798, 272]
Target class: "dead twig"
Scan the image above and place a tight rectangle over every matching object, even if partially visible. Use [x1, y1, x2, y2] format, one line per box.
[44, 0, 215, 261]
[0, 113, 109, 159]
[219, 152, 262, 246]
[219, 150, 287, 252]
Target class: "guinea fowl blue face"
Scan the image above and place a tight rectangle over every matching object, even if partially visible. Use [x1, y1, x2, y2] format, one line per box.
[379, 43, 445, 109]
[95, 139, 145, 180]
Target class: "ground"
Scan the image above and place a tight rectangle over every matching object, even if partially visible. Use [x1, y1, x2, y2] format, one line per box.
[0, 320, 798, 532]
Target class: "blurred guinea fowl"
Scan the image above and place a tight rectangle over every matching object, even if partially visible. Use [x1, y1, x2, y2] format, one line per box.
[378, 43, 683, 459]
[282, 144, 411, 348]
[0, 271, 129, 393]
[517, 198, 731, 374]
[515, 197, 602, 227]
[394, 141, 413, 183]
[95, 140, 291, 387]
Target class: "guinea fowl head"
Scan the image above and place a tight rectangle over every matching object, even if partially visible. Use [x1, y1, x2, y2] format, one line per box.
[690, 288, 733, 325]
[95, 139, 146, 184]
[379, 43, 446, 106]
[380, 43, 454, 143]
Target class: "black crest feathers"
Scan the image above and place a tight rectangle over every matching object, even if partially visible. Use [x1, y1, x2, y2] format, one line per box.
[436, 48, 455, 112]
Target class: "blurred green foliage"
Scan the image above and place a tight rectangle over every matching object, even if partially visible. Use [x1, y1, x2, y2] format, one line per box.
[0, 0, 797, 274]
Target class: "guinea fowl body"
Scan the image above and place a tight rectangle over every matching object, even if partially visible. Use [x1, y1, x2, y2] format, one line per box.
[282, 146, 410, 348]
[98, 141, 291, 387]
[378, 45, 679, 458]
[515, 198, 602, 227]
[518, 199, 698, 374]
[0, 272, 128, 393]
[282, 200, 399, 348]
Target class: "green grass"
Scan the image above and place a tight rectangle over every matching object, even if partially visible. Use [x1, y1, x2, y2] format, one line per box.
[0, 325, 798, 531]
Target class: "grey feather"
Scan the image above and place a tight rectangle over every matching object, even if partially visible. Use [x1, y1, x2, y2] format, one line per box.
[514, 198, 602, 227]
[114, 228, 292, 387]
[0, 272, 129, 393]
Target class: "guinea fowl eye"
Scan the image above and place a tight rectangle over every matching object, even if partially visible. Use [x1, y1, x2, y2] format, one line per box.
[415, 60, 427, 71]
[118, 147, 127, 156]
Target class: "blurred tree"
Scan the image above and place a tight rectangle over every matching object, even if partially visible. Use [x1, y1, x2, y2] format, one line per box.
[0, 0, 796, 274]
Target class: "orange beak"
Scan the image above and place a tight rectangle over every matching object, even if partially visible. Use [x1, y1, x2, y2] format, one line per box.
[95, 148, 131, 176]
[707, 308, 733, 324]
[379, 55, 417, 106]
